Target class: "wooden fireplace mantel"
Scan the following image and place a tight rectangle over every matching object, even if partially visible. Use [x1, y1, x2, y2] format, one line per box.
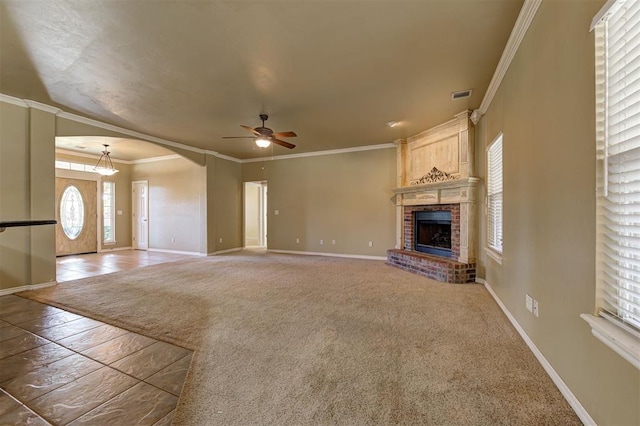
[392, 111, 479, 264]
[392, 177, 480, 206]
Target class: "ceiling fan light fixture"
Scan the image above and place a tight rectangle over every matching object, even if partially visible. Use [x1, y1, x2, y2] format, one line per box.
[255, 138, 271, 148]
[93, 144, 119, 176]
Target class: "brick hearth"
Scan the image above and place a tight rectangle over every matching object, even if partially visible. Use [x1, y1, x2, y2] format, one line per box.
[387, 203, 475, 284]
[387, 249, 476, 284]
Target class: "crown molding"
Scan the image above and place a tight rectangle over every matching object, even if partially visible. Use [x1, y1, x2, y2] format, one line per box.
[478, 0, 542, 117]
[241, 143, 396, 163]
[24, 100, 61, 114]
[0, 92, 206, 156]
[0, 93, 28, 108]
[131, 154, 182, 164]
[205, 151, 244, 164]
[56, 148, 183, 165]
[3, 93, 395, 164]
[56, 111, 205, 155]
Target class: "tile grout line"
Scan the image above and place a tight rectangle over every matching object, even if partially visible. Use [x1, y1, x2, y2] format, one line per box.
[1, 303, 193, 426]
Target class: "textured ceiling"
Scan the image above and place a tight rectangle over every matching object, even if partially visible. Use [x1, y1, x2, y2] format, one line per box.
[0, 0, 524, 160]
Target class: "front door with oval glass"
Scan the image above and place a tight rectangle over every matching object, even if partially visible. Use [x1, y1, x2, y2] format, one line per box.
[55, 178, 97, 256]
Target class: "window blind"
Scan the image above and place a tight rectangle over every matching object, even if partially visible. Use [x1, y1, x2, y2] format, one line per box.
[487, 136, 503, 253]
[600, 0, 640, 330]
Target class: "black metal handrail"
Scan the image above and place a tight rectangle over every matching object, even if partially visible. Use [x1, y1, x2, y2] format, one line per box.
[0, 220, 57, 232]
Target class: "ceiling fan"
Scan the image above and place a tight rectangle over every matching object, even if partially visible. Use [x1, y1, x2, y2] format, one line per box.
[223, 114, 297, 149]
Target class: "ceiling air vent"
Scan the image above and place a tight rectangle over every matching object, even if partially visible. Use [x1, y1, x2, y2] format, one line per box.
[451, 89, 473, 100]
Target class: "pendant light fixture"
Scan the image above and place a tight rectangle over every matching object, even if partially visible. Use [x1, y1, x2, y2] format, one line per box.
[94, 144, 119, 176]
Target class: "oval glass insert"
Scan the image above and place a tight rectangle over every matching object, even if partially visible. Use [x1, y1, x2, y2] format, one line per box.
[60, 185, 84, 240]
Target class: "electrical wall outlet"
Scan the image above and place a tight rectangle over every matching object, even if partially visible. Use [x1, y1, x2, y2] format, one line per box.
[296, 238, 300, 244]
[525, 294, 533, 313]
[533, 299, 539, 317]
[219, 238, 223, 243]
[320, 240, 324, 245]
[274, 210, 279, 215]
[332, 240, 336, 245]
[368, 241, 373, 247]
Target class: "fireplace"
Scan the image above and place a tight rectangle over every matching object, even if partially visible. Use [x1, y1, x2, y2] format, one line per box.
[414, 211, 452, 257]
[388, 203, 475, 284]
[404, 204, 460, 259]
[386, 110, 478, 283]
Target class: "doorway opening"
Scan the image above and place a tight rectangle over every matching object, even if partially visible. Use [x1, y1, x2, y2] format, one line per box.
[132, 180, 149, 250]
[244, 181, 267, 247]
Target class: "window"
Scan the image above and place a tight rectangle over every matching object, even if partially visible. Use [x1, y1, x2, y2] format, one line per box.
[103, 181, 116, 244]
[60, 185, 84, 240]
[55, 160, 104, 174]
[587, 0, 640, 370]
[487, 134, 503, 255]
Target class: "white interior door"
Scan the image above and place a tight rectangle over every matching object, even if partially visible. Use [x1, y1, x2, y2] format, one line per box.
[132, 180, 149, 250]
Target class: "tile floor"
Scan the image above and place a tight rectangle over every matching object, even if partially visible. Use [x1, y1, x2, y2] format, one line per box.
[1, 250, 197, 425]
[56, 250, 196, 282]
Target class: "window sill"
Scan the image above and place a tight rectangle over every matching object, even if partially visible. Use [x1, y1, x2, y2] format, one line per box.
[580, 314, 640, 370]
[485, 247, 503, 265]
[103, 242, 117, 246]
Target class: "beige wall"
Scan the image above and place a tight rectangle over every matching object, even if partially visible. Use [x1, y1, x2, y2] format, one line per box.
[0, 101, 56, 290]
[476, 1, 639, 425]
[242, 148, 396, 257]
[207, 155, 243, 253]
[132, 157, 206, 253]
[55, 152, 133, 250]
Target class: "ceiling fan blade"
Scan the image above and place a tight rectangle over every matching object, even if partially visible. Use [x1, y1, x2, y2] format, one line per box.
[272, 138, 296, 149]
[272, 131, 297, 138]
[241, 125, 261, 136]
[222, 136, 256, 139]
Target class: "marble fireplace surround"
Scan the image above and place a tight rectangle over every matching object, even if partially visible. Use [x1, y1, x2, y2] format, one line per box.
[388, 111, 479, 282]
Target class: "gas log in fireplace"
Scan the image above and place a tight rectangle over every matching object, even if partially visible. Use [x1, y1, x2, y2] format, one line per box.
[414, 211, 452, 257]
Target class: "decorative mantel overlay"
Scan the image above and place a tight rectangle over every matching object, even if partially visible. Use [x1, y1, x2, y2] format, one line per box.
[387, 111, 478, 283]
[410, 167, 458, 185]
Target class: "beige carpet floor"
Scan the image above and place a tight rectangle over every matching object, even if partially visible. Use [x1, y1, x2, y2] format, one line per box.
[20, 251, 580, 425]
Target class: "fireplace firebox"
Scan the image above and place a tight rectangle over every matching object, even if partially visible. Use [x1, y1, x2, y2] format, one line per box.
[414, 211, 452, 257]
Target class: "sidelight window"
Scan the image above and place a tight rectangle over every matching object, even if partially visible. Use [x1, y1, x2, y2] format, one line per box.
[103, 181, 116, 243]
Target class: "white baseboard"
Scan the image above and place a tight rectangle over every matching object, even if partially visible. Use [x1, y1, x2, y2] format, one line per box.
[0, 281, 57, 296]
[98, 246, 133, 253]
[268, 249, 386, 261]
[148, 248, 205, 256]
[208, 247, 243, 256]
[477, 278, 596, 426]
